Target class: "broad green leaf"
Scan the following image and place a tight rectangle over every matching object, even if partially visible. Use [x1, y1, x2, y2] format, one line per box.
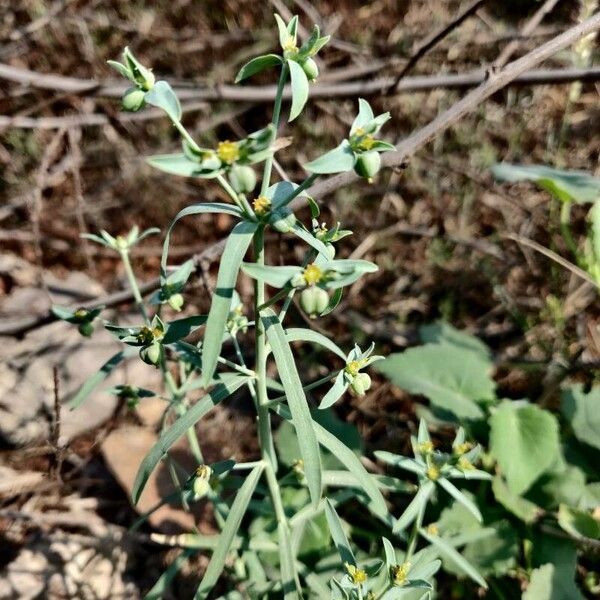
[144, 80, 182, 122]
[394, 481, 434, 534]
[561, 384, 600, 450]
[145, 549, 195, 600]
[491, 163, 600, 205]
[162, 315, 207, 344]
[160, 202, 243, 279]
[419, 321, 491, 358]
[278, 522, 301, 599]
[350, 99, 374, 134]
[194, 464, 263, 598]
[325, 499, 355, 565]
[557, 504, 600, 540]
[69, 349, 135, 409]
[262, 308, 322, 506]
[235, 54, 282, 82]
[147, 153, 221, 178]
[492, 476, 541, 523]
[288, 59, 309, 122]
[304, 140, 356, 175]
[522, 564, 555, 600]
[376, 345, 495, 420]
[201, 221, 258, 386]
[132, 374, 247, 503]
[241, 263, 301, 288]
[284, 327, 346, 360]
[420, 528, 487, 589]
[489, 402, 560, 495]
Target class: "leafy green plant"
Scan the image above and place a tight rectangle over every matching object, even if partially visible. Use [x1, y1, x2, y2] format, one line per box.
[377, 321, 600, 599]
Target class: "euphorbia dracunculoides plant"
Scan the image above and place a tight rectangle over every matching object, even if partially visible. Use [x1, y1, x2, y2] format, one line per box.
[63, 13, 491, 597]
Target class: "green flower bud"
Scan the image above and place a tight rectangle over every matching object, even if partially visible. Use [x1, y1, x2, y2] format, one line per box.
[299, 286, 329, 318]
[353, 150, 381, 182]
[350, 372, 371, 396]
[78, 322, 94, 337]
[228, 165, 257, 194]
[167, 293, 184, 312]
[301, 58, 319, 81]
[270, 209, 296, 233]
[192, 465, 213, 499]
[122, 87, 146, 112]
[139, 341, 163, 366]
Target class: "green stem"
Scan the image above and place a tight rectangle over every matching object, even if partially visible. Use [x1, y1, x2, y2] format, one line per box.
[280, 172, 318, 208]
[120, 249, 148, 322]
[559, 201, 582, 265]
[406, 500, 426, 561]
[260, 63, 288, 196]
[267, 369, 341, 406]
[173, 120, 202, 153]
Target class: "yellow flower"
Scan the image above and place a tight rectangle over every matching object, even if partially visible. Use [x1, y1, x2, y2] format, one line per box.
[427, 523, 439, 536]
[357, 134, 376, 151]
[418, 441, 434, 455]
[426, 465, 440, 481]
[454, 442, 474, 456]
[391, 562, 411, 586]
[195, 464, 213, 480]
[253, 195, 271, 216]
[283, 37, 298, 53]
[458, 456, 475, 471]
[345, 563, 368, 585]
[217, 140, 240, 164]
[303, 263, 323, 286]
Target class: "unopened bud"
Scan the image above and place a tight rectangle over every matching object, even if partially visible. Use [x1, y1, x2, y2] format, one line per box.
[78, 322, 94, 337]
[270, 209, 296, 233]
[350, 372, 371, 396]
[122, 87, 146, 112]
[301, 57, 319, 81]
[167, 293, 184, 312]
[139, 341, 163, 366]
[353, 150, 381, 181]
[229, 165, 257, 194]
[299, 286, 329, 318]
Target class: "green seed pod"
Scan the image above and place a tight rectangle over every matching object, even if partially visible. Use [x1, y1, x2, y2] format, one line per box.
[139, 341, 163, 366]
[122, 87, 146, 112]
[167, 293, 184, 312]
[270, 209, 296, 233]
[301, 58, 319, 81]
[192, 465, 213, 499]
[228, 165, 257, 194]
[350, 372, 372, 396]
[353, 151, 381, 181]
[299, 286, 329, 318]
[78, 322, 94, 337]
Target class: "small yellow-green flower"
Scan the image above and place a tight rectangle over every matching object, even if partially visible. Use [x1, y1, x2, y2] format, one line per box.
[303, 263, 323, 286]
[418, 441, 434, 455]
[253, 195, 271, 217]
[391, 562, 411, 586]
[426, 464, 441, 481]
[345, 563, 368, 585]
[458, 456, 475, 471]
[217, 140, 240, 164]
[454, 442, 474, 456]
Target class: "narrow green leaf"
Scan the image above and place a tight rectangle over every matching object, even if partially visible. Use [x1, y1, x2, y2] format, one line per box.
[394, 481, 434, 533]
[438, 478, 482, 523]
[325, 499, 356, 565]
[132, 374, 247, 504]
[350, 98, 374, 134]
[290, 222, 330, 258]
[160, 202, 243, 280]
[147, 153, 221, 178]
[69, 349, 134, 409]
[278, 522, 301, 599]
[382, 537, 396, 569]
[284, 327, 346, 359]
[318, 371, 347, 409]
[201, 221, 258, 386]
[240, 263, 301, 288]
[262, 308, 322, 505]
[288, 59, 309, 122]
[162, 315, 207, 345]
[194, 464, 263, 598]
[144, 80, 182, 122]
[145, 549, 195, 600]
[274, 13, 289, 47]
[420, 528, 487, 589]
[304, 140, 356, 175]
[235, 54, 282, 82]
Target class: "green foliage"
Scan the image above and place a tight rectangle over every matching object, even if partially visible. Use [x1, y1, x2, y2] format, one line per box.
[561, 384, 600, 450]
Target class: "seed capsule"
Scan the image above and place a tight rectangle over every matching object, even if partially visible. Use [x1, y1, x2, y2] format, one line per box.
[270, 209, 296, 233]
[301, 58, 319, 81]
[139, 341, 163, 366]
[122, 87, 146, 112]
[353, 150, 381, 181]
[78, 322, 94, 337]
[167, 293, 184, 312]
[350, 372, 371, 396]
[299, 286, 329, 318]
[228, 165, 257, 194]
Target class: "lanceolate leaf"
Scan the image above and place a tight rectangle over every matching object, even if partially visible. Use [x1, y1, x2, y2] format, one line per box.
[325, 499, 356, 566]
[144, 80, 182, 122]
[350, 98, 375, 134]
[290, 222, 330, 258]
[284, 327, 346, 360]
[304, 140, 356, 175]
[69, 348, 136, 409]
[201, 221, 258, 386]
[288, 59, 310, 122]
[162, 315, 207, 345]
[262, 308, 322, 506]
[132, 374, 247, 504]
[161, 203, 244, 280]
[194, 465, 263, 598]
[235, 54, 282, 82]
[318, 371, 347, 409]
[420, 528, 487, 589]
[278, 522, 301, 599]
[240, 263, 301, 288]
[438, 478, 482, 523]
[147, 153, 222, 178]
[394, 481, 434, 534]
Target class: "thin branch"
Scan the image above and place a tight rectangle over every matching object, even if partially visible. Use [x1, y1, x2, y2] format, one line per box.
[385, 0, 488, 94]
[2, 13, 599, 337]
